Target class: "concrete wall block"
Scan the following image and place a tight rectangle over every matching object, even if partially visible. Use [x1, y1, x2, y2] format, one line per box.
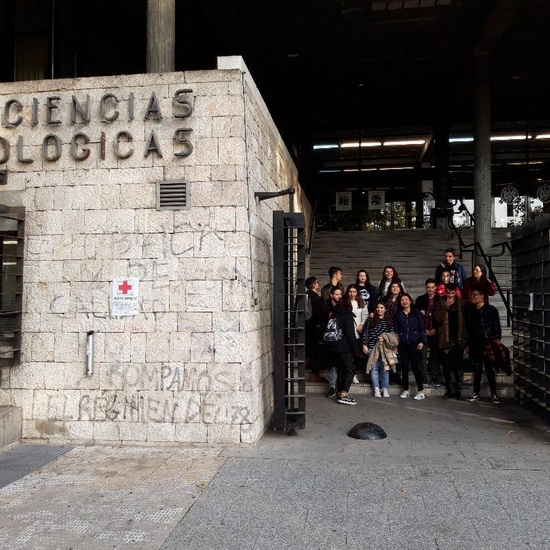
[189, 182, 220, 208]
[219, 137, 245, 165]
[212, 116, 245, 139]
[210, 206, 236, 231]
[84, 209, 108, 234]
[174, 422, 208, 443]
[21, 419, 39, 440]
[107, 363, 162, 392]
[22, 313, 43, 332]
[198, 255, 236, 280]
[54, 333, 79, 362]
[44, 362, 66, 390]
[159, 233, 192, 260]
[186, 280, 222, 311]
[135, 209, 174, 234]
[190, 332, 214, 363]
[201, 392, 228, 424]
[119, 422, 148, 442]
[93, 421, 120, 442]
[8, 389, 33, 413]
[105, 209, 136, 233]
[241, 417, 265, 445]
[33, 186, 55, 210]
[145, 332, 171, 362]
[99, 183, 122, 209]
[178, 312, 212, 333]
[124, 312, 156, 333]
[104, 333, 132, 363]
[235, 207, 249, 232]
[194, 137, 219, 165]
[181, 165, 211, 183]
[212, 312, 240, 333]
[29, 332, 55, 361]
[206, 363, 240, 392]
[142, 233, 167, 259]
[65, 366, 101, 391]
[169, 331, 192, 362]
[214, 332, 247, 363]
[222, 279, 251, 312]
[168, 280, 186, 312]
[99, 363, 124, 391]
[26, 236, 54, 260]
[224, 231, 250, 257]
[206, 423, 241, 445]
[211, 164, 237, 182]
[66, 421, 94, 442]
[115, 233, 144, 259]
[130, 333, 146, 362]
[179, 257, 208, 280]
[8, 363, 46, 389]
[80, 259, 105, 281]
[155, 312, 178, 332]
[193, 230, 225, 257]
[71, 282, 110, 315]
[144, 422, 176, 442]
[174, 207, 211, 232]
[140, 281, 169, 313]
[219, 181, 248, 205]
[62, 260, 82, 282]
[101, 259, 132, 281]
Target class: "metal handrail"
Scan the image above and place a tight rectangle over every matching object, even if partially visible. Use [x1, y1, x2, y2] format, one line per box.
[446, 211, 514, 326]
[305, 201, 317, 255]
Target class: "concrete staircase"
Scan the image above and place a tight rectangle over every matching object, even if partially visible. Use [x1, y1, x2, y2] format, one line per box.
[307, 227, 514, 398]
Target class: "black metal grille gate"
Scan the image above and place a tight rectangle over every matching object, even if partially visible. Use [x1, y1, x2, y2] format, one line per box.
[273, 211, 306, 433]
[0, 205, 24, 367]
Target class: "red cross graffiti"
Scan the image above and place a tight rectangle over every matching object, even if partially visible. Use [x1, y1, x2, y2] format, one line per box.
[118, 280, 133, 295]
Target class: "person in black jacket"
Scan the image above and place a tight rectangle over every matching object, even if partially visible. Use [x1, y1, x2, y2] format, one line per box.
[415, 278, 441, 387]
[305, 276, 325, 383]
[393, 294, 427, 400]
[323, 286, 362, 405]
[466, 288, 502, 404]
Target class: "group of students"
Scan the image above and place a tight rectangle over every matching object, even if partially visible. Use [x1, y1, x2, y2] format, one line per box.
[305, 247, 505, 406]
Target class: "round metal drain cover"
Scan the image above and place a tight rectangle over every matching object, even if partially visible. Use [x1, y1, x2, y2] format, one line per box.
[348, 422, 387, 440]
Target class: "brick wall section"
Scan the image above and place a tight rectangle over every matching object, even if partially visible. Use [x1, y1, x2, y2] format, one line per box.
[0, 58, 311, 445]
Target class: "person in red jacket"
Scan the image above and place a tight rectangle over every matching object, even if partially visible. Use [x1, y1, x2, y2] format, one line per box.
[463, 264, 496, 306]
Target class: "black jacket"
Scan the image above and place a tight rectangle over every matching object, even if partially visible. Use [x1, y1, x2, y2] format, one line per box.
[322, 304, 361, 356]
[466, 304, 501, 348]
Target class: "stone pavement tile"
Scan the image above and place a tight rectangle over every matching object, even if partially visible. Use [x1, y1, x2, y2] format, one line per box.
[161, 524, 261, 550]
[0, 445, 226, 550]
[254, 524, 347, 549]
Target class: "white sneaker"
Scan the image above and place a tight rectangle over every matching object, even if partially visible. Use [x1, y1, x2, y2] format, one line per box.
[382, 388, 390, 398]
[413, 392, 426, 400]
[400, 390, 410, 399]
[374, 388, 381, 398]
[352, 375, 360, 384]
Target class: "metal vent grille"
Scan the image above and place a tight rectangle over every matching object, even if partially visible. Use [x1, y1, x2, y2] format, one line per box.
[157, 180, 189, 210]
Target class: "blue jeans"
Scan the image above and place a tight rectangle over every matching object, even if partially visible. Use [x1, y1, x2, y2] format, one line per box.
[370, 357, 389, 389]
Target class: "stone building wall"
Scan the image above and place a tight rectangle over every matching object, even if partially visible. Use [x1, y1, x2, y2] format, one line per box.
[0, 57, 311, 445]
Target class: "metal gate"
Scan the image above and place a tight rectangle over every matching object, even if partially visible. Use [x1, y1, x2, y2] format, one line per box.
[273, 211, 306, 434]
[0, 205, 25, 367]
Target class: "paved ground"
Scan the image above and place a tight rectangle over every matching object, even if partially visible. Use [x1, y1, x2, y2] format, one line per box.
[1, 393, 549, 549]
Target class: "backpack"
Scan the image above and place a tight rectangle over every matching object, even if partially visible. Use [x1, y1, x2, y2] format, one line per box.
[323, 315, 343, 343]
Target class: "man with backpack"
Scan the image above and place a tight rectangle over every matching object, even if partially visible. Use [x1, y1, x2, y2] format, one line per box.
[322, 286, 362, 405]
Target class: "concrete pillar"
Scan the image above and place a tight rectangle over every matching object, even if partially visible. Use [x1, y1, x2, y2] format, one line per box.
[146, 0, 175, 73]
[473, 52, 492, 264]
[432, 123, 451, 228]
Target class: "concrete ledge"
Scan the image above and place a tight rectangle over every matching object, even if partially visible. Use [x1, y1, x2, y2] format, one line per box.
[0, 407, 21, 451]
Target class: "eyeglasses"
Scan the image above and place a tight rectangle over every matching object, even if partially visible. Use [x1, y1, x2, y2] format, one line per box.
[471, 293, 481, 298]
